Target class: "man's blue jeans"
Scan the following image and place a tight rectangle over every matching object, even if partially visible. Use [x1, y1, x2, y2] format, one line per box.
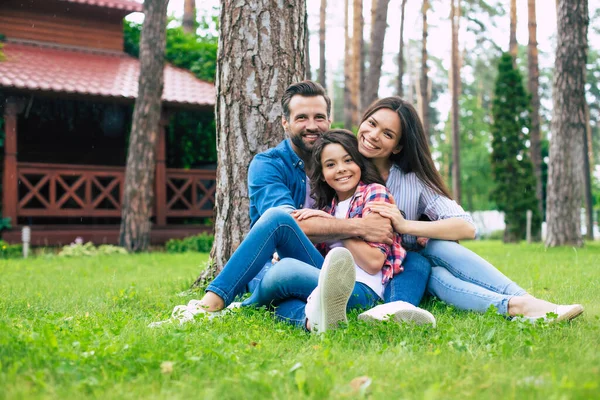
[421, 239, 527, 315]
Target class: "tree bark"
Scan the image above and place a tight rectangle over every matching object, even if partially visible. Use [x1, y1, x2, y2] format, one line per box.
[545, 0, 588, 247]
[119, 0, 169, 252]
[194, 0, 307, 284]
[183, 0, 196, 34]
[420, 0, 430, 143]
[364, 0, 391, 107]
[319, 0, 327, 87]
[527, 0, 543, 221]
[509, 0, 517, 67]
[305, 11, 312, 80]
[351, 0, 364, 124]
[451, 0, 461, 204]
[397, 0, 407, 97]
[344, 0, 353, 129]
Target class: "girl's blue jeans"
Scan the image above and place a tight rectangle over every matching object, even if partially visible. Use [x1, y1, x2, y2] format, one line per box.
[420, 239, 528, 315]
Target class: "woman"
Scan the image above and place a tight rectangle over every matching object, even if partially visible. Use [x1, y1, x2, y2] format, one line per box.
[356, 96, 583, 322]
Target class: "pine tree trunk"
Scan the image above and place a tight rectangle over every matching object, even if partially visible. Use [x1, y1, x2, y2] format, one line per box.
[351, 0, 364, 124]
[545, 0, 588, 247]
[420, 0, 430, 143]
[451, 0, 461, 204]
[397, 0, 407, 97]
[510, 0, 517, 67]
[305, 11, 312, 80]
[119, 0, 169, 252]
[364, 0, 391, 107]
[527, 0, 543, 222]
[319, 0, 327, 87]
[344, 0, 353, 129]
[183, 0, 196, 34]
[194, 0, 307, 284]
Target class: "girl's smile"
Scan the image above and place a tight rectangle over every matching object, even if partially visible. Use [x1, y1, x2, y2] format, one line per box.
[320, 143, 361, 201]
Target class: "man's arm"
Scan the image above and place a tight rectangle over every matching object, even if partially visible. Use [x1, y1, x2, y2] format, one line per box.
[248, 155, 297, 216]
[294, 212, 394, 245]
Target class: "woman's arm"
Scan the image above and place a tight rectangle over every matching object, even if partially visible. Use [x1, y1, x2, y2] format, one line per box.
[341, 238, 386, 275]
[368, 202, 476, 240]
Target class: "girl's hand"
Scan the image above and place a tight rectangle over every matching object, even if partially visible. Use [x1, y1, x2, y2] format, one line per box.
[292, 209, 334, 221]
[367, 202, 408, 233]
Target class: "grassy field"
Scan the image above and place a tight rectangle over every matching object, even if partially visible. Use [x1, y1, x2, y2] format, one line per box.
[1, 241, 599, 399]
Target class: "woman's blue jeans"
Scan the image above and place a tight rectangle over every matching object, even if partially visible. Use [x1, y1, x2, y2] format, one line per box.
[420, 239, 527, 315]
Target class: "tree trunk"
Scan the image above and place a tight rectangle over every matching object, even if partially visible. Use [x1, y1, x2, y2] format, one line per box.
[351, 0, 364, 124]
[305, 11, 312, 80]
[319, 0, 327, 87]
[420, 0, 430, 143]
[527, 0, 543, 223]
[183, 0, 196, 34]
[397, 0, 407, 97]
[451, 0, 461, 204]
[364, 0, 391, 107]
[545, 0, 588, 247]
[344, 0, 353, 129]
[509, 0, 517, 67]
[583, 102, 594, 240]
[119, 0, 169, 252]
[194, 0, 307, 284]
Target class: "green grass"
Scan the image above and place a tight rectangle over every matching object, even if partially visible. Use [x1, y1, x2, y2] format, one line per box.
[1, 242, 599, 399]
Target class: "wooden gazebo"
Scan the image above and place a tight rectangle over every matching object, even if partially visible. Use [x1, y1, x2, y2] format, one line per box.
[0, 0, 217, 245]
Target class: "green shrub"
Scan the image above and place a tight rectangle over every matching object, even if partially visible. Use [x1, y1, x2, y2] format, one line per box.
[0, 240, 22, 259]
[58, 241, 127, 257]
[480, 230, 504, 241]
[166, 233, 214, 253]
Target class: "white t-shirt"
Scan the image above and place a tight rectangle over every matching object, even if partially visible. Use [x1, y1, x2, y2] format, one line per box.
[330, 198, 384, 299]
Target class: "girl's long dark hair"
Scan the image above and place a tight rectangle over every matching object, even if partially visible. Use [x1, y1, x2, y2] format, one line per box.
[360, 97, 453, 199]
[310, 130, 385, 209]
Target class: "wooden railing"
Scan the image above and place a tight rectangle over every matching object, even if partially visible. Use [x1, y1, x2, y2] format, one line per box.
[16, 162, 216, 222]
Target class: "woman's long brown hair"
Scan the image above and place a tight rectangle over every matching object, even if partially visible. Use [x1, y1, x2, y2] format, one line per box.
[310, 130, 385, 209]
[360, 97, 453, 199]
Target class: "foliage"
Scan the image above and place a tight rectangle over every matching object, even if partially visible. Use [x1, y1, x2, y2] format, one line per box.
[0, 239, 21, 258]
[167, 111, 216, 168]
[58, 240, 127, 257]
[165, 233, 214, 253]
[490, 53, 541, 242]
[0, 217, 10, 231]
[1, 242, 599, 398]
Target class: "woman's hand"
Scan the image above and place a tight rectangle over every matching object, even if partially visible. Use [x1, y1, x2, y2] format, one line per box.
[292, 209, 334, 221]
[367, 202, 408, 233]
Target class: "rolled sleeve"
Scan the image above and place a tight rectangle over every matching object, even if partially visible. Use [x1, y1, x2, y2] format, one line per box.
[248, 155, 297, 219]
[420, 184, 476, 229]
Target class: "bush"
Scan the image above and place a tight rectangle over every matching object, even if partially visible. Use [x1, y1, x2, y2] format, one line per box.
[0, 240, 22, 259]
[58, 241, 127, 257]
[166, 233, 214, 253]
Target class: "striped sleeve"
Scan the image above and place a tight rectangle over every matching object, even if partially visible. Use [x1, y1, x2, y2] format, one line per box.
[419, 182, 476, 226]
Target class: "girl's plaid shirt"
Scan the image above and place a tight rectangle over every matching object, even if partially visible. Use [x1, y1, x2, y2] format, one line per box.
[316, 181, 406, 285]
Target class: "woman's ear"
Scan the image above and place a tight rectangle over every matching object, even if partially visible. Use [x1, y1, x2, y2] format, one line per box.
[392, 145, 403, 155]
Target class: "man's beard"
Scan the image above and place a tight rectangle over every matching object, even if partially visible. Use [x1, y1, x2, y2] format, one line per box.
[290, 132, 317, 154]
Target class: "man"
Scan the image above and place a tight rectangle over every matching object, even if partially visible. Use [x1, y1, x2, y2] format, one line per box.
[246, 80, 435, 326]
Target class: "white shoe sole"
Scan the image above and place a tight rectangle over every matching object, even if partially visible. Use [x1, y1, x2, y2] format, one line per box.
[314, 248, 356, 333]
[359, 305, 436, 327]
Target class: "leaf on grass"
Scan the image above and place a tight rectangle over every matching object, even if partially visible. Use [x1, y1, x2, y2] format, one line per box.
[161, 361, 174, 374]
[350, 376, 372, 394]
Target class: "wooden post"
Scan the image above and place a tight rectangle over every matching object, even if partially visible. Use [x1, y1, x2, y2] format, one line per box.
[526, 210, 532, 243]
[154, 110, 168, 226]
[2, 98, 24, 224]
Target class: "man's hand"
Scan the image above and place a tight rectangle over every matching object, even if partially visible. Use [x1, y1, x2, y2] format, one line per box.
[360, 213, 394, 244]
[292, 209, 334, 221]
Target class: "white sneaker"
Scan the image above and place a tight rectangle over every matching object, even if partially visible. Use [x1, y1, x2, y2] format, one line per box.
[358, 301, 437, 327]
[305, 248, 356, 333]
[514, 304, 584, 324]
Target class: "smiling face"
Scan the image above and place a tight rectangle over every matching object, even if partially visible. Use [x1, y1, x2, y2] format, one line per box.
[357, 108, 402, 162]
[320, 143, 361, 201]
[283, 95, 331, 155]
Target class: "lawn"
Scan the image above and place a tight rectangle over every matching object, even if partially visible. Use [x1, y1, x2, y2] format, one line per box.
[1, 241, 599, 399]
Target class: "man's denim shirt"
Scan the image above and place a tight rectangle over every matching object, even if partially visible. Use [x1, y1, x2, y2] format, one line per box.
[248, 139, 307, 226]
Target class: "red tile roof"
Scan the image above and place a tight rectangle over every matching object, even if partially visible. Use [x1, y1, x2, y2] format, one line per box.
[59, 0, 143, 12]
[0, 42, 215, 109]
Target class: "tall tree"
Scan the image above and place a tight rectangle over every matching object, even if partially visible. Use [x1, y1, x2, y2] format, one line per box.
[420, 0, 431, 142]
[450, 0, 462, 203]
[196, 0, 308, 281]
[509, 0, 517, 66]
[182, 0, 196, 34]
[527, 0, 543, 221]
[364, 0, 391, 106]
[319, 0, 327, 87]
[397, 0, 408, 97]
[344, 0, 353, 129]
[545, 0, 589, 247]
[119, 0, 169, 252]
[351, 0, 364, 124]
[305, 11, 312, 80]
[491, 53, 541, 242]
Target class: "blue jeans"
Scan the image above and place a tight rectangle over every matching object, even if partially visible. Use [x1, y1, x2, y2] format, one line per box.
[243, 259, 381, 328]
[420, 239, 527, 315]
[206, 208, 323, 305]
[384, 251, 432, 306]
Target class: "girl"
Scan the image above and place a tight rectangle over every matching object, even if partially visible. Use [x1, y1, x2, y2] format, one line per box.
[355, 96, 583, 322]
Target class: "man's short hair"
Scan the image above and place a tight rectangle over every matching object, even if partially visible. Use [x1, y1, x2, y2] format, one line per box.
[281, 80, 332, 121]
